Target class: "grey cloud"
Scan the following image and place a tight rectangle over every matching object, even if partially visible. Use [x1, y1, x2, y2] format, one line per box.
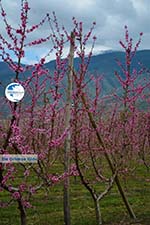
[0, 0, 149, 62]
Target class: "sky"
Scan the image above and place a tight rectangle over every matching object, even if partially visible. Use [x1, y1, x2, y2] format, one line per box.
[0, 0, 150, 64]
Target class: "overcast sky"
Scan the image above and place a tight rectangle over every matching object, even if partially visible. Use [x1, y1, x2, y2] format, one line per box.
[0, 0, 150, 64]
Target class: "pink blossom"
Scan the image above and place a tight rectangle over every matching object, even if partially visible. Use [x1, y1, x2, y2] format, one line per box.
[22, 200, 32, 208]
[12, 192, 21, 200]
[24, 170, 30, 177]
[19, 184, 26, 192]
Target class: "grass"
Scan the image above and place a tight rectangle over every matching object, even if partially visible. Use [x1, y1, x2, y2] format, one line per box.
[0, 163, 150, 225]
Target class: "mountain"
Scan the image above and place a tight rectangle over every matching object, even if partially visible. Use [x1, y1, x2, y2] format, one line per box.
[0, 49, 150, 101]
[44, 49, 150, 95]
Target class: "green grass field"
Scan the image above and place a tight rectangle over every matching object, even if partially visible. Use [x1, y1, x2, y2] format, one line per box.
[0, 163, 150, 225]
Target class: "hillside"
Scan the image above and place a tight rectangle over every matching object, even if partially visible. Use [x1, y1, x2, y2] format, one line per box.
[0, 49, 150, 100]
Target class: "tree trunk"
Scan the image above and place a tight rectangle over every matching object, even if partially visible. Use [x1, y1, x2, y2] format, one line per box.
[94, 198, 102, 225]
[114, 175, 136, 219]
[18, 200, 26, 225]
[63, 31, 75, 225]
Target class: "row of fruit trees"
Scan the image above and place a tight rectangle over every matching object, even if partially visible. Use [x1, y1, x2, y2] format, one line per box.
[0, 1, 149, 225]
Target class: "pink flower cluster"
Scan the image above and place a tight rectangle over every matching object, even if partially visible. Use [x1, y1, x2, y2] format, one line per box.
[12, 191, 21, 200]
